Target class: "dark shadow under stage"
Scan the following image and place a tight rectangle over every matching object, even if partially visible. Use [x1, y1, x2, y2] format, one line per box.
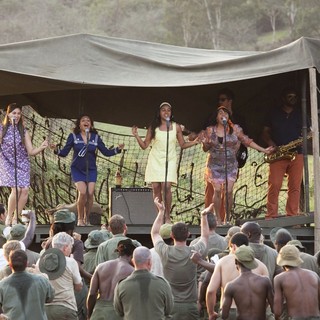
[31, 213, 315, 254]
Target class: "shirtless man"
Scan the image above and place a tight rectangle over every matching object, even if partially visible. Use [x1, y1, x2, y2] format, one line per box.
[221, 246, 274, 320]
[87, 239, 137, 319]
[206, 232, 269, 320]
[274, 244, 320, 320]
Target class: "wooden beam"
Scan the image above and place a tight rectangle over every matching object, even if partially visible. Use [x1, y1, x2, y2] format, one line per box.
[309, 68, 320, 252]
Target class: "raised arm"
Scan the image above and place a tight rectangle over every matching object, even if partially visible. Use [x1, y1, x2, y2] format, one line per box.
[199, 204, 211, 248]
[132, 126, 152, 150]
[151, 197, 165, 245]
[21, 210, 36, 248]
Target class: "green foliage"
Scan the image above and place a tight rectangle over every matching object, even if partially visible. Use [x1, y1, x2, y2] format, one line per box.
[0, 0, 318, 50]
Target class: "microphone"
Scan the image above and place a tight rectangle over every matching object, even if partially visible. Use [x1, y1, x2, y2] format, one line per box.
[11, 116, 16, 125]
[222, 117, 227, 126]
[85, 128, 89, 140]
[166, 117, 170, 128]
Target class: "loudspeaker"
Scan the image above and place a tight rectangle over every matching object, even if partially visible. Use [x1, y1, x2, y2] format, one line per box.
[109, 188, 157, 224]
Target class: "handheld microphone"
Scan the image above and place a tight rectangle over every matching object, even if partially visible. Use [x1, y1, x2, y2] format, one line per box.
[222, 117, 227, 126]
[11, 116, 16, 125]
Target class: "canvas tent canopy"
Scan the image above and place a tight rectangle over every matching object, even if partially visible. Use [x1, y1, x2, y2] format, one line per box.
[0, 33, 319, 249]
[0, 34, 319, 132]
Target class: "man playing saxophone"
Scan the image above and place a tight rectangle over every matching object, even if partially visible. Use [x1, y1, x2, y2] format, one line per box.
[262, 87, 309, 219]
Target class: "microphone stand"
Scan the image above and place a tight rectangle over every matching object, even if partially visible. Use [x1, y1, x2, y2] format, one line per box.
[164, 119, 170, 223]
[13, 119, 19, 223]
[223, 120, 229, 223]
[85, 129, 90, 225]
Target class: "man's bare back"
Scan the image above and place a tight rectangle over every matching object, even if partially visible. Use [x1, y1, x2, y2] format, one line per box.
[90, 256, 134, 301]
[274, 267, 320, 319]
[222, 271, 273, 320]
[208, 252, 269, 308]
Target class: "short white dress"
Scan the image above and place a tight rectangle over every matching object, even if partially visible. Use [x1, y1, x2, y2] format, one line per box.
[145, 123, 177, 184]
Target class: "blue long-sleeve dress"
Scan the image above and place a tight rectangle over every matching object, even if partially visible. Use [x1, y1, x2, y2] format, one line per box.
[57, 132, 120, 182]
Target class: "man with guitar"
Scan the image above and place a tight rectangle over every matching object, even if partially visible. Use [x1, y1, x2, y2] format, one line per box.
[262, 87, 308, 219]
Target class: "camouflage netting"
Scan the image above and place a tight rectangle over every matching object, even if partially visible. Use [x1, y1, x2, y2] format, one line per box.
[0, 106, 293, 225]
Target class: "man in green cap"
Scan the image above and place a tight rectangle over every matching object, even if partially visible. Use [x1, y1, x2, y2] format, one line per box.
[83, 230, 107, 282]
[221, 245, 274, 320]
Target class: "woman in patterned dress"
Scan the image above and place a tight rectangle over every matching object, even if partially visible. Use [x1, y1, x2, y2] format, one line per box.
[0, 103, 48, 225]
[200, 106, 273, 225]
[132, 102, 199, 223]
[55, 115, 124, 226]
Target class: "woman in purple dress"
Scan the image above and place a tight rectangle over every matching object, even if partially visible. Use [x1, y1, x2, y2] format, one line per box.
[55, 115, 124, 226]
[0, 103, 48, 225]
[200, 106, 273, 225]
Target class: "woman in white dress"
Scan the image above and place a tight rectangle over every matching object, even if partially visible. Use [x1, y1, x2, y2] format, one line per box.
[132, 102, 199, 223]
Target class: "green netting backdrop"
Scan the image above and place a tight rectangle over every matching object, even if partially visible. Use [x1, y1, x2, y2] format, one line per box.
[0, 106, 294, 225]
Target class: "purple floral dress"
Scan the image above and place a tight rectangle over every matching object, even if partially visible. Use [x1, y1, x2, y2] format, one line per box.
[0, 124, 30, 187]
[202, 124, 252, 184]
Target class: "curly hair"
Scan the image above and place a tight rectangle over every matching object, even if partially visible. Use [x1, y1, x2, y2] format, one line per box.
[73, 114, 98, 134]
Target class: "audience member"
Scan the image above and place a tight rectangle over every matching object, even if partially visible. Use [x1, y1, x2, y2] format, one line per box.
[190, 211, 228, 255]
[87, 239, 136, 319]
[221, 246, 274, 320]
[287, 239, 320, 275]
[224, 225, 240, 244]
[6, 221, 40, 267]
[270, 227, 292, 252]
[39, 232, 83, 320]
[83, 230, 106, 282]
[0, 250, 54, 320]
[45, 208, 90, 320]
[0, 240, 23, 280]
[241, 221, 281, 279]
[114, 246, 174, 320]
[206, 232, 269, 320]
[151, 197, 209, 320]
[95, 214, 141, 266]
[191, 248, 225, 319]
[274, 244, 320, 319]
[150, 223, 173, 277]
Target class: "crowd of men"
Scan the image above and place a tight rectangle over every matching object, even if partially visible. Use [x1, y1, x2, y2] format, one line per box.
[0, 200, 319, 320]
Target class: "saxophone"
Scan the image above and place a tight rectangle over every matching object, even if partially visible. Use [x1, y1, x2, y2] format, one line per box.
[264, 132, 312, 163]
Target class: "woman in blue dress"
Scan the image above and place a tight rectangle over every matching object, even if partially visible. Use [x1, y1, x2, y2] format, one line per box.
[0, 103, 48, 225]
[55, 115, 124, 226]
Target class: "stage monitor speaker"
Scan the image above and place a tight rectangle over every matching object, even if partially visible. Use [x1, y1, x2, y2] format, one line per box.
[109, 187, 157, 224]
